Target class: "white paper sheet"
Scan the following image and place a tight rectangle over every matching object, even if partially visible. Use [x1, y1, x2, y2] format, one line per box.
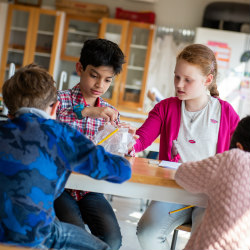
[159, 161, 181, 170]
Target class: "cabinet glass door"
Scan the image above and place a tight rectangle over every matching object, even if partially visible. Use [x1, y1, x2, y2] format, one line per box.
[119, 22, 155, 110]
[0, 5, 32, 84]
[99, 18, 129, 106]
[33, 12, 56, 72]
[61, 15, 99, 61]
[57, 15, 99, 91]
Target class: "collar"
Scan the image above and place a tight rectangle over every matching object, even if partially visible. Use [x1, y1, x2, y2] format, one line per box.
[15, 107, 51, 119]
[72, 83, 101, 107]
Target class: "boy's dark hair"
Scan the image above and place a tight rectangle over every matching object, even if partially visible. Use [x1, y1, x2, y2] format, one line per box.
[79, 38, 125, 75]
[230, 116, 250, 152]
[2, 63, 57, 116]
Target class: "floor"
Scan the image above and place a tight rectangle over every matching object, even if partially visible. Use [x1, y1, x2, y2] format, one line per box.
[109, 195, 190, 250]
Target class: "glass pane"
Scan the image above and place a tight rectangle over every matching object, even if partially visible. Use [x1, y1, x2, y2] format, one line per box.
[123, 27, 149, 103]
[56, 60, 79, 90]
[131, 28, 149, 46]
[34, 54, 50, 71]
[104, 24, 122, 45]
[5, 10, 29, 81]
[34, 14, 55, 70]
[66, 19, 99, 57]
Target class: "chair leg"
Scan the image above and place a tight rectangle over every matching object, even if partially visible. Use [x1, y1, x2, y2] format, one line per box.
[170, 229, 179, 250]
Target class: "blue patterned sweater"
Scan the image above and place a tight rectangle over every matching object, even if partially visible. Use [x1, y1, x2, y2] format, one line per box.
[0, 112, 131, 247]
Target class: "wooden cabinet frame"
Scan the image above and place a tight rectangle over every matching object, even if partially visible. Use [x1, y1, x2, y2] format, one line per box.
[61, 14, 100, 62]
[99, 18, 155, 111]
[0, 4, 62, 91]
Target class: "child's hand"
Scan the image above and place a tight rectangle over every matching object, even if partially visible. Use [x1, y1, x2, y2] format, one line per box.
[118, 122, 139, 141]
[82, 107, 118, 123]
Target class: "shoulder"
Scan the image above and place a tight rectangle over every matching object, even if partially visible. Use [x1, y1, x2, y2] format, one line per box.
[57, 89, 72, 100]
[217, 98, 236, 112]
[45, 118, 83, 137]
[157, 97, 181, 107]
[216, 98, 239, 121]
[154, 97, 181, 113]
[221, 149, 250, 174]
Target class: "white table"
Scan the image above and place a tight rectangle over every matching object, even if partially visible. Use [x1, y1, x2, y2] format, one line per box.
[66, 157, 207, 207]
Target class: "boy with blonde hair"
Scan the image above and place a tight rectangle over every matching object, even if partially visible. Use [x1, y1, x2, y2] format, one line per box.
[0, 64, 131, 250]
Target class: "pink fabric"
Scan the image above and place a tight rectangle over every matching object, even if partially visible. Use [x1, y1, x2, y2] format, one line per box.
[175, 149, 250, 250]
[134, 97, 239, 161]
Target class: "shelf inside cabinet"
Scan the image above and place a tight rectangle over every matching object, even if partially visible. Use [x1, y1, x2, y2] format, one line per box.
[130, 44, 148, 49]
[8, 48, 24, 53]
[34, 52, 51, 57]
[11, 26, 27, 32]
[68, 28, 97, 37]
[127, 65, 144, 71]
[66, 41, 83, 47]
[37, 30, 54, 36]
[125, 85, 141, 90]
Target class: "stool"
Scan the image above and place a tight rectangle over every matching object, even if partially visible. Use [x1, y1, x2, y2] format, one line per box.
[170, 223, 191, 250]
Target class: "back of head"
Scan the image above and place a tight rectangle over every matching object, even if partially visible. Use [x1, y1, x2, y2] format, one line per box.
[2, 63, 57, 116]
[79, 38, 125, 75]
[177, 44, 219, 97]
[230, 116, 250, 152]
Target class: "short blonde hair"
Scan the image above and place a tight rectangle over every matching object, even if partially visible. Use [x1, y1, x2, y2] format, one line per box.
[2, 63, 57, 116]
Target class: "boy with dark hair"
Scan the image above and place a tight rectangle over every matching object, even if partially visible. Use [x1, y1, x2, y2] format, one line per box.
[0, 64, 131, 250]
[55, 39, 127, 250]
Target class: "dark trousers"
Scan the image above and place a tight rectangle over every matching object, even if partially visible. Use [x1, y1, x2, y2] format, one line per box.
[54, 190, 122, 250]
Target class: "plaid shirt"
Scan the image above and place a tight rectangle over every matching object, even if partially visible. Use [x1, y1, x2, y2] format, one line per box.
[57, 83, 120, 201]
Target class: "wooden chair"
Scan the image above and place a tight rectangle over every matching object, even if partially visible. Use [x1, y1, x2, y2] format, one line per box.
[170, 223, 191, 250]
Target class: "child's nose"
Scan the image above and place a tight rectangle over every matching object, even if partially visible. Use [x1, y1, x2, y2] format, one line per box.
[176, 79, 184, 88]
[95, 79, 104, 88]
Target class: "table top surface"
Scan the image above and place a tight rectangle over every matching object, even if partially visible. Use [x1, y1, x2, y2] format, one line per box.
[126, 157, 181, 189]
[72, 156, 181, 189]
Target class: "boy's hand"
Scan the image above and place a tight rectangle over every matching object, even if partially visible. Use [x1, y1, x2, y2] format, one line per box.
[82, 106, 118, 123]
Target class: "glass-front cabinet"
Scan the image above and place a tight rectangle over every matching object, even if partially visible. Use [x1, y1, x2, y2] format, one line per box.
[99, 18, 129, 107]
[57, 15, 100, 90]
[0, 4, 62, 91]
[99, 18, 155, 111]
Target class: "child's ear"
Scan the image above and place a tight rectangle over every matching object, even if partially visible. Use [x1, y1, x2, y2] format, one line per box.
[76, 62, 82, 76]
[236, 142, 244, 150]
[50, 101, 60, 119]
[204, 74, 213, 86]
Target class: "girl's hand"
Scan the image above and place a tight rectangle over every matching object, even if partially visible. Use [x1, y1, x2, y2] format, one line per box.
[117, 122, 139, 140]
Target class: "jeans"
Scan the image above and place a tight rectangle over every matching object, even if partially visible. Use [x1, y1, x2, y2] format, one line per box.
[54, 191, 122, 250]
[137, 201, 205, 250]
[37, 219, 110, 250]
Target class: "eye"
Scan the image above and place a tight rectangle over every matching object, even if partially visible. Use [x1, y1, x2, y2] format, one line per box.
[90, 74, 97, 78]
[185, 78, 192, 83]
[174, 75, 180, 81]
[105, 79, 112, 84]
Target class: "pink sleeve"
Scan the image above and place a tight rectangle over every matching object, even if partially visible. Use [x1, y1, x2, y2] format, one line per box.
[175, 152, 225, 194]
[134, 103, 163, 153]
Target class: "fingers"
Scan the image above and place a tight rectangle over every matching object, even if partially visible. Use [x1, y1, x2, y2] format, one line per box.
[102, 107, 118, 122]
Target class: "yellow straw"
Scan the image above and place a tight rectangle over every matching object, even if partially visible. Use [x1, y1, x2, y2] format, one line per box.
[169, 205, 194, 214]
[97, 128, 119, 145]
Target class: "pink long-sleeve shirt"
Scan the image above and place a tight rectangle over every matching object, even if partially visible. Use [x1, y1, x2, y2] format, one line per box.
[175, 149, 250, 250]
[134, 97, 239, 161]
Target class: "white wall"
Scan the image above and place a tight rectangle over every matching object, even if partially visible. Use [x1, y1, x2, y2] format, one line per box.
[40, 0, 250, 29]
[1, 0, 248, 28]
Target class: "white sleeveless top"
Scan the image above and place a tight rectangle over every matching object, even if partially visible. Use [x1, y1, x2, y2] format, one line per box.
[173, 96, 221, 163]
